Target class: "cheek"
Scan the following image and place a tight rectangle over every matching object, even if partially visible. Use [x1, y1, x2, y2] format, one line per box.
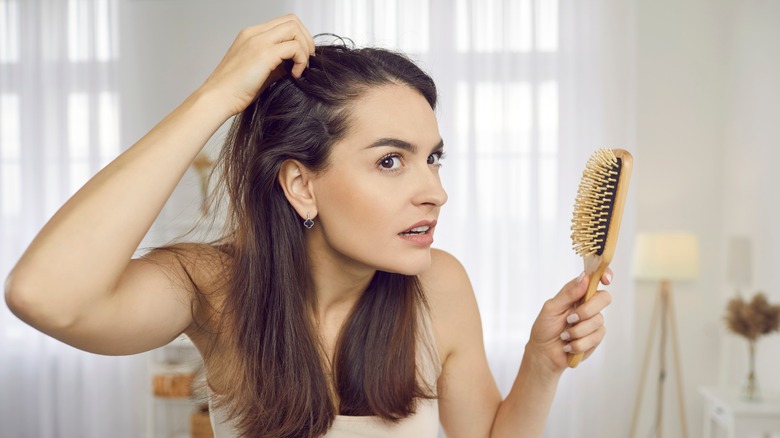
[317, 173, 398, 243]
[315, 173, 434, 275]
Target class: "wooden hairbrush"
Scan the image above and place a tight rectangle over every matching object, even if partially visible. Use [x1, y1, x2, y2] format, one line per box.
[568, 148, 633, 368]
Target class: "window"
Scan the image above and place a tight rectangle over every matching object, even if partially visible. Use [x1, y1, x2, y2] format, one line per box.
[0, 0, 19, 63]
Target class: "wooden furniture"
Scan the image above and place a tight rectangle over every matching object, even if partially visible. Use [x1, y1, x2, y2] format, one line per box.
[146, 334, 205, 438]
[700, 386, 780, 438]
[190, 409, 214, 438]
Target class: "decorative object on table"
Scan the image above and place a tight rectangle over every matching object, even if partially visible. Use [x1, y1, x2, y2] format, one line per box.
[724, 292, 780, 401]
[192, 152, 215, 214]
[629, 232, 700, 438]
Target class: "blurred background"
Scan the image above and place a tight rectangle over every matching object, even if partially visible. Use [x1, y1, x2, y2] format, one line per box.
[1, 0, 778, 437]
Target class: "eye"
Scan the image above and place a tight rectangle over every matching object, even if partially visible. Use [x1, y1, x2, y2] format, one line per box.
[428, 151, 446, 166]
[378, 154, 402, 171]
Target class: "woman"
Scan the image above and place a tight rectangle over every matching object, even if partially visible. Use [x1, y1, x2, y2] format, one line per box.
[5, 14, 612, 438]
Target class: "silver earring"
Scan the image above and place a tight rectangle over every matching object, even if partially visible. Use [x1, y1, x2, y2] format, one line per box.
[303, 213, 314, 229]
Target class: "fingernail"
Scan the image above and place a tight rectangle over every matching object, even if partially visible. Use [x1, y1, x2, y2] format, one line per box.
[577, 271, 586, 284]
[606, 272, 613, 283]
[560, 331, 571, 341]
[563, 344, 572, 353]
[567, 313, 580, 324]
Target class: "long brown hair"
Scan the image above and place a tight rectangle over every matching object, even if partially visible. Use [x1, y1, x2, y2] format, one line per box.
[181, 41, 441, 437]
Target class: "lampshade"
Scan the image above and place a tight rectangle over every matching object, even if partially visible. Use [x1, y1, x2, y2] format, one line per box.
[632, 232, 700, 281]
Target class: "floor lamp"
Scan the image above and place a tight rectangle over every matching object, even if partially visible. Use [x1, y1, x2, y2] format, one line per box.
[629, 232, 700, 438]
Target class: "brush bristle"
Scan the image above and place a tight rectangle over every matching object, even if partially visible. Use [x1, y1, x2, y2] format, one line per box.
[571, 148, 621, 257]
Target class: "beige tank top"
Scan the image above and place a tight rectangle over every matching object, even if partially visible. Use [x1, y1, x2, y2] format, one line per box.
[208, 398, 439, 438]
[208, 311, 442, 438]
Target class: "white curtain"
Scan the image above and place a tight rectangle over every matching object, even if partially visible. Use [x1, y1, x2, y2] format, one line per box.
[0, 1, 146, 437]
[288, 0, 637, 436]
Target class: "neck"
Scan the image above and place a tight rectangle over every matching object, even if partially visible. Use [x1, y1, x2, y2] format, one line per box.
[306, 229, 376, 324]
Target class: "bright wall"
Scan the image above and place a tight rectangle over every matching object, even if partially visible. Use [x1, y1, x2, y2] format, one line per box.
[720, 0, 780, 396]
[635, 0, 780, 436]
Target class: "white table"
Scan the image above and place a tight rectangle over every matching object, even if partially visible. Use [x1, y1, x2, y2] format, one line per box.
[700, 386, 780, 438]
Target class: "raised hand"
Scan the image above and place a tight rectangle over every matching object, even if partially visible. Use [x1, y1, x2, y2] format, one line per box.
[199, 14, 316, 116]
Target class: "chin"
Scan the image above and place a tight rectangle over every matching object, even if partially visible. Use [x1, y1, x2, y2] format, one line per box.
[380, 252, 432, 276]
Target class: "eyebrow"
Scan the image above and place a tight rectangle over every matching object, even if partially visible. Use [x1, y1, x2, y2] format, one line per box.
[365, 137, 445, 154]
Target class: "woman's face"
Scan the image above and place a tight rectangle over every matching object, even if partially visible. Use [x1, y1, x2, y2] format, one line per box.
[310, 83, 447, 276]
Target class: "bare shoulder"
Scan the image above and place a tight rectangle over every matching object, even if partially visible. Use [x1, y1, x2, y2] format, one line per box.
[418, 252, 502, 438]
[141, 242, 232, 289]
[418, 249, 480, 363]
[418, 249, 474, 307]
[139, 242, 233, 338]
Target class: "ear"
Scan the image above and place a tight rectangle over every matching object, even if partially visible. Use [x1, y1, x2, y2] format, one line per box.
[278, 159, 317, 220]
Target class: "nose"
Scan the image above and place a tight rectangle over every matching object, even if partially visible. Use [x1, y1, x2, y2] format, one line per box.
[411, 167, 448, 207]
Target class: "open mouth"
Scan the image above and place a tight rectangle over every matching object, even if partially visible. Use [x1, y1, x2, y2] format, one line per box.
[399, 225, 430, 236]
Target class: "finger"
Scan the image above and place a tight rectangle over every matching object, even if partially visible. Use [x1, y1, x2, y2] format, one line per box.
[267, 40, 309, 78]
[564, 325, 606, 354]
[290, 41, 310, 77]
[566, 290, 612, 323]
[544, 273, 589, 314]
[266, 19, 309, 51]
[581, 346, 598, 361]
[266, 14, 316, 54]
[600, 267, 614, 285]
[277, 20, 313, 64]
[293, 15, 317, 54]
[562, 313, 604, 341]
[263, 21, 312, 76]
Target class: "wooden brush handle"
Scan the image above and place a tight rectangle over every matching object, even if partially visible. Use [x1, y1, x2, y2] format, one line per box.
[567, 261, 607, 368]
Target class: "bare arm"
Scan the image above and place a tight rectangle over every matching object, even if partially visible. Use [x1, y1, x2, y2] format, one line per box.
[4, 15, 315, 355]
[426, 250, 612, 437]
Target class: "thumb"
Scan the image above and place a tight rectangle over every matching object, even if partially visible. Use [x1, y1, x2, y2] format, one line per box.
[547, 272, 589, 314]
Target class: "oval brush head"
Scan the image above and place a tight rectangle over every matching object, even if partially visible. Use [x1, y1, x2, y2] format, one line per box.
[571, 148, 622, 258]
[567, 148, 632, 368]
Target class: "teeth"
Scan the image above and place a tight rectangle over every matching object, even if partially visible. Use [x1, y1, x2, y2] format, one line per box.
[400, 225, 430, 236]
